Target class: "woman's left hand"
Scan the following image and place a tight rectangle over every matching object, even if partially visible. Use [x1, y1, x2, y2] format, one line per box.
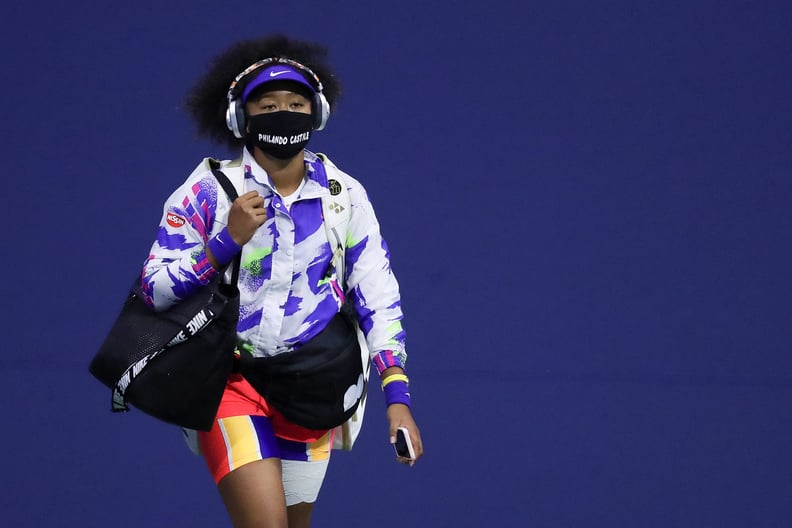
[387, 403, 423, 466]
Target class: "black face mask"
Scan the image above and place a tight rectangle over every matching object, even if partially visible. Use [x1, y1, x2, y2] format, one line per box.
[246, 112, 313, 160]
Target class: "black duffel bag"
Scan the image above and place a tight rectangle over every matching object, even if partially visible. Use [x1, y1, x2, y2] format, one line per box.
[89, 168, 240, 432]
[238, 303, 366, 431]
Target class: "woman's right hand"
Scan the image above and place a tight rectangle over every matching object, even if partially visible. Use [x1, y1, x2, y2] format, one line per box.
[227, 191, 268, 245]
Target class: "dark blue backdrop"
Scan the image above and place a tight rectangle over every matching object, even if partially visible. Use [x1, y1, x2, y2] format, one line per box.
[2, 1, 790, 526]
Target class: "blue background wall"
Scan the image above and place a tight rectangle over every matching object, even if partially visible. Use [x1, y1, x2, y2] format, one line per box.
[2, 1, 790, 526]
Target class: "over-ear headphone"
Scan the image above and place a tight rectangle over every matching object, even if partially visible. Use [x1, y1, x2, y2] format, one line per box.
[225, 57, 330, 139]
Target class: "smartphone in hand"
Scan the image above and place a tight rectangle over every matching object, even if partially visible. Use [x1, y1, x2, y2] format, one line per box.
[393, 426, 416, 460]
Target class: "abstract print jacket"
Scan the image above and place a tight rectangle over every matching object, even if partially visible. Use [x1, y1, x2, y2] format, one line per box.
[141, 149, 406, 376]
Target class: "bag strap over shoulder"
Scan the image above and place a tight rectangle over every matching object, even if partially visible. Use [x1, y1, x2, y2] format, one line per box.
[315, 153, 372, 451]
[210, 164, 240, 201]
[316, 153, 351, 289]
[206, 157, 244, 197]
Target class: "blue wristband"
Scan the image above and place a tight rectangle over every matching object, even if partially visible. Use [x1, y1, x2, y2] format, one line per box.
[207, 227, 242, 267]
[383, 380, 411, 408]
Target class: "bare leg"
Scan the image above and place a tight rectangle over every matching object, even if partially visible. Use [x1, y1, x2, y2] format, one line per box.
[217, 458, 288, 528]
[287, 502, 315, 528]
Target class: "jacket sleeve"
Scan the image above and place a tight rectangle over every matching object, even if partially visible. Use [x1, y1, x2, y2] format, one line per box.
[343, 176, 408, 375]
[140, 168, 229, 311]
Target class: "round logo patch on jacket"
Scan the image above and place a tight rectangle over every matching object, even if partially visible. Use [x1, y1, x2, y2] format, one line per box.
[167, 213, 186, 228]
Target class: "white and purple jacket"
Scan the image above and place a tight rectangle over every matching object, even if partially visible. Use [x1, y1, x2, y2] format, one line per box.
[141, 149, 406, 376]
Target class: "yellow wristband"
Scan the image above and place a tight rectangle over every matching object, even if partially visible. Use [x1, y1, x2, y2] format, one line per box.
[381, 374, 409, 389]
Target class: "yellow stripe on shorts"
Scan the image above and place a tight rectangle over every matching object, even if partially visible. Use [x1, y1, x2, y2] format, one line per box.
[219, 416, 263, 472]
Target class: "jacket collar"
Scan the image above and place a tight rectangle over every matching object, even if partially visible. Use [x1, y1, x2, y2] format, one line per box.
[241, 148, 328, 199]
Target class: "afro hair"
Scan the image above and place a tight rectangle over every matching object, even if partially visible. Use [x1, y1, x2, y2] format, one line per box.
[184, 34, 342, 151]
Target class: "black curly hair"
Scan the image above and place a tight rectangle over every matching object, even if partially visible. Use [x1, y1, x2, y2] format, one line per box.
[185, 34, 342, 150]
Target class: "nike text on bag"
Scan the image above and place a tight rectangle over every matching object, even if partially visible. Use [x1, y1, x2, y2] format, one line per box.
[238, 303, 366, 431]
[89, 169, 241, 432]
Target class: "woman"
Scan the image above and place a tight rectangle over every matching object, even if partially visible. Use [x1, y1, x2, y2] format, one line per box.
[140, 34, 423, 527]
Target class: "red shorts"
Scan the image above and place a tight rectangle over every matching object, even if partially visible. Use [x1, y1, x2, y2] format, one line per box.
[197, 374, 333, 484]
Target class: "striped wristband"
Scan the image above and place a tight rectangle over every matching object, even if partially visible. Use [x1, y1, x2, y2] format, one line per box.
[207, 227, 242, 267]
[382, 374, 411, 407]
